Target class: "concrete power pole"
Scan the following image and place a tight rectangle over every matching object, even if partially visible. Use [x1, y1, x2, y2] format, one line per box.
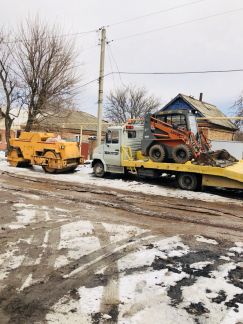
[97, 27, 106, 146]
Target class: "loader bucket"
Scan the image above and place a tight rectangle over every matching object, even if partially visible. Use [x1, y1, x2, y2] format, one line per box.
[193, 149, 238, 167]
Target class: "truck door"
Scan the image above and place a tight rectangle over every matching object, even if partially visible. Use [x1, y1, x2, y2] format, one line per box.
[104, 129, 121, 166]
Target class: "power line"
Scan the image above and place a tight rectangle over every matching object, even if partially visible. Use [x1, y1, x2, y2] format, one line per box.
[75, 77, 99, 89]
[75, 68, 243, 90]
[112, 7, 243, 42]
[111, 68, 243, 75]
[107, 42, 126, 87]
[107, 0, 207, 27]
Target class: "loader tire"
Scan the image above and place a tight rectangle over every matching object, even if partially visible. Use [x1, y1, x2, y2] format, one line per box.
[93, 161, 105, 178]
[149, 144, 165, 162]
[177, 173, 198, 191]
[172, 144, 192, 164]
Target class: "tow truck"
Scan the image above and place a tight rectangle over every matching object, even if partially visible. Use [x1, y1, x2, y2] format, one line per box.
[92, 121, 243, 191]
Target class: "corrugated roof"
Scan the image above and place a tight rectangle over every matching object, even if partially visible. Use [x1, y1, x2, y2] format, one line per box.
[163, 94, 237, 130]
[39, 110, 109, 132]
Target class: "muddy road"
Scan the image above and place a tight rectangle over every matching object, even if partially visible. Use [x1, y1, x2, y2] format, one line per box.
[0, 171, 242, 324]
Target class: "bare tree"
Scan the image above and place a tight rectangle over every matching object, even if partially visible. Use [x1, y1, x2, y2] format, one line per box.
[0, 30, 20, 150]
[232, 93, 243, 140]
[15, 18, 79, 131]
[233, 93, 243, 127]
[105, 86, 161, 124]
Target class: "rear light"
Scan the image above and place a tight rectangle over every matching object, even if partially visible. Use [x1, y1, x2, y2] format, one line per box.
[126, 125, 134, 129]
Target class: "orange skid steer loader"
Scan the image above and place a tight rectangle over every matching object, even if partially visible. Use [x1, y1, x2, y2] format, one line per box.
[141, 110, 237, 167]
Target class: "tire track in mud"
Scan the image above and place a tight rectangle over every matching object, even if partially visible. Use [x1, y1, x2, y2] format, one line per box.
[0, 231, 154, 323]
[1, 180, 243, 234]
[0, 229, 46, 293]
[31, 226, 61, 282]
[122, 197, 241, 219]
[92, 222, 119, 323]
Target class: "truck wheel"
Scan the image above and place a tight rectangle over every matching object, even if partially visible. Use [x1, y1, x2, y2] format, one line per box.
[149, 144, 165, 162]
[93, 162, 105, 178]
[177, 173, 198, 191]
[172, 144, 192, 164]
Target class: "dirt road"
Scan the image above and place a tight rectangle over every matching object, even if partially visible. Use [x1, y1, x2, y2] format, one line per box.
[0, 171, 242, 324]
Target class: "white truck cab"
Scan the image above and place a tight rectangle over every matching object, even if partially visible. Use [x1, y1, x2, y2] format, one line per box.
[92, 124, 144, 177]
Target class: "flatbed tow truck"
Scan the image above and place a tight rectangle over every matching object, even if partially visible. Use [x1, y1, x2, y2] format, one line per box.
[92, 124, 243, 191]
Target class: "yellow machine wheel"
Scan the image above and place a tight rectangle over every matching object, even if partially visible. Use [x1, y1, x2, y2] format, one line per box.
[8, 149, 20, 167]
[42, 151, 57, 174]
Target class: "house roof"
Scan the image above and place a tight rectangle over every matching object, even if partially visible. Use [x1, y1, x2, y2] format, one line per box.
[162, 93, 237, 131]
[39, 110, 109, 132]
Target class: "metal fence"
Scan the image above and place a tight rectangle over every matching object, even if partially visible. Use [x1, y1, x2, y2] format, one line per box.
[211, 140, 243, 160]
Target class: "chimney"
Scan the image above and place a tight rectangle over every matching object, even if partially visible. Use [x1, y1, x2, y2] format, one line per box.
[199, 93, 203, 102]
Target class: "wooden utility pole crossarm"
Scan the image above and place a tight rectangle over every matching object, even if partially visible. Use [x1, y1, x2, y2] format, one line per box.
[97, 27, 106, 146]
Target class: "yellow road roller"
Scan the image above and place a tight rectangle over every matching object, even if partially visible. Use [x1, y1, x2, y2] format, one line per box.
[7, 132, 84, 173]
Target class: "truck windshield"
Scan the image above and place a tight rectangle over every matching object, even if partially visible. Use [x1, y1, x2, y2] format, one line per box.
[189, 115, 198, 136]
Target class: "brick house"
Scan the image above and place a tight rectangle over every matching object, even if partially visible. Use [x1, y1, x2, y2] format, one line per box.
[161, 94, 237, 140]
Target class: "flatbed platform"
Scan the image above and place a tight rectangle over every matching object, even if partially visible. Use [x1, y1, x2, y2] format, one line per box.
[122, 150, 243, 190]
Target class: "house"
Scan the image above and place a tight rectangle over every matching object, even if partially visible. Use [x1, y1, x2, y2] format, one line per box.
[34, 110, 109, 160]
[161, 93, 237, 140]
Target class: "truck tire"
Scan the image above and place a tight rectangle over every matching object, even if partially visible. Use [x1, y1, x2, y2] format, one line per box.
[172, 144, 192, 164]
[149, 144, 165, 162]
[93, 161, 105, 178]
[177, 172, 198, 191]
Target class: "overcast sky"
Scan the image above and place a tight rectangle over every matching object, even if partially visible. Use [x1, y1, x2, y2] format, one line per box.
[1, 0, 243, 116]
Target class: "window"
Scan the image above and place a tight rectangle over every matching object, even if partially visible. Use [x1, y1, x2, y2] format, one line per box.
[106, 130, 119, 144]
[127, 130, 136, 139]
[157, 114, 186, 128]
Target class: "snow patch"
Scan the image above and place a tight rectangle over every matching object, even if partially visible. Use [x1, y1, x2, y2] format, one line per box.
[16, 208, 36, 225]
[195, 235, 218, 245]
[6, 223, 25, 230]
[190, 261, 214, 270]
[0, 249, 25, 280]
[221, 303, 243, 324]
[102, 223, 147, 243]
[229, 242, 243, 254]
[155, 236, 190, 257]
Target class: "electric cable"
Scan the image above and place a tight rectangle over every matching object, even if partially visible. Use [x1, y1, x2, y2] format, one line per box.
[112, 7, 243, 42]
[107, 0, 207, 27]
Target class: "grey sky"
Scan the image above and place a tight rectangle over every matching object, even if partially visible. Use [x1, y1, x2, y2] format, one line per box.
[1, 0, 243, 116]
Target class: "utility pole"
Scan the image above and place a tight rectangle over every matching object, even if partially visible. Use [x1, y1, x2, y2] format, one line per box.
[97, 27, 106, 146]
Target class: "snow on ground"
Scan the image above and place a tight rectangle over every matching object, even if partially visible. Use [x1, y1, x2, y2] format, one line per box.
[0, 243, 25, 282]
[195, 235, 219, 245]
[55, 220, 148, 269]
[229, 242, 243, 254]
[0, 154, 241, 205]
[46, 235, 243, 324]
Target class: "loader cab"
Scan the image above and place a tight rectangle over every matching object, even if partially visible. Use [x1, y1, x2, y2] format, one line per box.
[154, 110, 199, 138]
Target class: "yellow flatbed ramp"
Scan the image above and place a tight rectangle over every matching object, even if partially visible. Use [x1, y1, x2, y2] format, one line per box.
[122, 152, 243, 190]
